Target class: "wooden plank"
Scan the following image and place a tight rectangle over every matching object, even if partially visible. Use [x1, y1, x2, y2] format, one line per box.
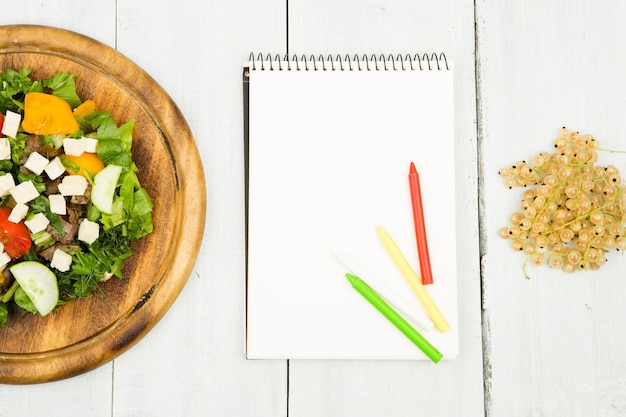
[0, 2, 116, 46]
[478, 1, 626, 415]
[0, 5, 115, 417]
[0, 364, 113, 416]
[112, 1, 289, 416]
[287, 1, 484, 416]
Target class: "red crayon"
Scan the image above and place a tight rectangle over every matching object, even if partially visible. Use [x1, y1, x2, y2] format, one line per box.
[408, 162, 433, 285]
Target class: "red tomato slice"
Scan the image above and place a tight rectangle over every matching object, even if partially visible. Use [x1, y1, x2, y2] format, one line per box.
[0, 207, 32, 258]
[0, 113, 4, 135]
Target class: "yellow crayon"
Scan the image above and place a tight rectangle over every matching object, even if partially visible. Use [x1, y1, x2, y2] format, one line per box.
[376, 226, 450, 333]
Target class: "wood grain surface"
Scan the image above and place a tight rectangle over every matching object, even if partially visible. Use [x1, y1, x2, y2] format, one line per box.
[0, 25, 206, 384]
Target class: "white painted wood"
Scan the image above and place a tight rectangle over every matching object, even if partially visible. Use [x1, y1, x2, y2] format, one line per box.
[0, 364, 113, 416]
[111, 1, 289, 416]
[287, 1, 484, 416]
[289, 0, 454, 56]
[0, 2, 116, 46]
[8, 0, 610, 415]
[478, 1, 626, 416]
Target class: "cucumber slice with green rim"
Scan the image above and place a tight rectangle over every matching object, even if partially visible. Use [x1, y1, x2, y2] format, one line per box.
[92, 164, 122, 214]
[9, 261, 59, 316]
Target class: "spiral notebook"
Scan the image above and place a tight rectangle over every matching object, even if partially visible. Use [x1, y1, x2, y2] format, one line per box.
[244, 53, 458, 360]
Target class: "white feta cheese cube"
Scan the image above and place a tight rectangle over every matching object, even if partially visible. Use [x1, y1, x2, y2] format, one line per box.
[58, 175, 88, 196]
[24, 152, 49, 175]
[50, 248, 73, 272]
[62, 138, 85, 156]
[84, 137, 98, 153]
[0, 173, 15, 197]
[0, 242, 3, 253]
[10, 180, 40, 204]
[78, 219, 99, 244]
[1, 110, 21, 138]
[0, 251, 11, 269]
[8, 203, 29, 223]
[24, 212, 50, 234]
[44, 156, 66, 180]
[0, 138, 11, 160]
[49, 194, 67, 215]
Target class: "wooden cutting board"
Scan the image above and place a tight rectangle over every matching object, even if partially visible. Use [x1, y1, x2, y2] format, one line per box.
[0, 25, 206, 384]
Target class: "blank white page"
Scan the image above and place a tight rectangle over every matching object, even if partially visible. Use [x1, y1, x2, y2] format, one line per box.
[245, 56, 457, 360]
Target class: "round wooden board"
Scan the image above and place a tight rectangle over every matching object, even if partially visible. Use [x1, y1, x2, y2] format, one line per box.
[0, 25, 206, 384]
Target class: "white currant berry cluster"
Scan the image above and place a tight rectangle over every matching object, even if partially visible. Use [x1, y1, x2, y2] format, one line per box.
[499, 127, 626, 276]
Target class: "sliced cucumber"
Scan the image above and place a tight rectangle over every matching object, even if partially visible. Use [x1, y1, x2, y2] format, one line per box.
[9, 261, 59, 316]
[92, 164, 123, 214]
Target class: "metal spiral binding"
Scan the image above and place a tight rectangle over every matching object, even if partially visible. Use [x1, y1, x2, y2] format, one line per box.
[247, 52, 449, 71]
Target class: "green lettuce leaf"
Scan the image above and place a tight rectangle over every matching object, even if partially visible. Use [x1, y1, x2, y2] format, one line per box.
[0, 302, 7, 327]
[43, 71, 82, 109]
[0, 67, 43, 113]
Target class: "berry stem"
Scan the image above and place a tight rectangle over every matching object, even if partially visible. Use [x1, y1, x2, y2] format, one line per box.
[598, 147, 626, 154]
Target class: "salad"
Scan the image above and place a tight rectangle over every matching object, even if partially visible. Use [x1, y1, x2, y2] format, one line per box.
[0, 67, 153, 326]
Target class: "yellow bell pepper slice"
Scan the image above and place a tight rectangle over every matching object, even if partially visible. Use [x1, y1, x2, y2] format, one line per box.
[22, 92, 80, 136]
[73, 99, 97, 118]
[63, 152, 105, 177]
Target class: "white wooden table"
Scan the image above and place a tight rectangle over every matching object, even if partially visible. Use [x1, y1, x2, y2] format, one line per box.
[2, 1, 625, 416]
